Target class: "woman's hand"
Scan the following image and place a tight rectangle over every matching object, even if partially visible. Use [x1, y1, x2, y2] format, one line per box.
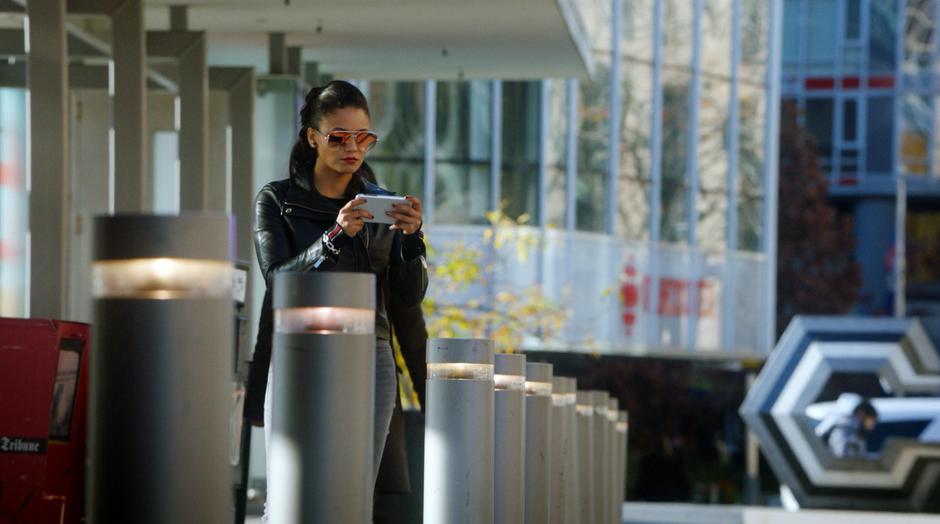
[388, 195, 424, 235]
[336, 197, 373, 237]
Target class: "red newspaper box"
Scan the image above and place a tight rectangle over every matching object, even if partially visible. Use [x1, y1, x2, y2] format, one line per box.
[0, 318, 89, 524]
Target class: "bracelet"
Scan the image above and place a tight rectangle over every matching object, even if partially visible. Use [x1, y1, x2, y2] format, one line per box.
[322, 232, 340, 256]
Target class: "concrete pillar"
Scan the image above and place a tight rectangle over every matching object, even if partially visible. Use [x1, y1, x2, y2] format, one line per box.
[287, 46, 302, 77]
[229, 70, 255, 262]
[178, 34, 208, 211]
[269, 33, 286, 75]
[112, 0, 147, 212]
[27, 0, 69, 319]
[169, 5, 187, 31]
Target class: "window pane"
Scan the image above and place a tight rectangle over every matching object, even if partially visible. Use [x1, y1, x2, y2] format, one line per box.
[843, 99, 857, 142]
[661, 69, 691, 244]
[545, 80, 568, 229]
[0, 88, 27, 316]
[806, 0, 838, 73]
[699, 0, 732, 252]
[805, 98, 834, 172]
[501, 81, 540, 222]
[367, 81, 425, 198]
[618, 0, 653, 240]
[900, 93, 930, 175]
[846, 0, 861, 40]
[903, 0, 933, 74]
[738, 83, 766, 252]
[577, 62, 610, 232]
[434, 81, 492, 224]
[869, 0, 898, 72]
[866, 96, 895, 175]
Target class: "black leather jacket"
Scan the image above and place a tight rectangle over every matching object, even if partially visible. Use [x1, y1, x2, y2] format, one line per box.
[245, 172, 428, 422]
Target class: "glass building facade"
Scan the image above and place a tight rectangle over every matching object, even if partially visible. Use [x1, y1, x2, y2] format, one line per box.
[781, 0, 940, 316]
[356, 0, 781, 357]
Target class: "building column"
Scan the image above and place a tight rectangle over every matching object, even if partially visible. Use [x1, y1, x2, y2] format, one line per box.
[28, 0, 69, 318]
[111, 0, 147, 211]
[178, 34, 209, 211]
[762, 0, 783, 351]
[210, 67, 256, 262]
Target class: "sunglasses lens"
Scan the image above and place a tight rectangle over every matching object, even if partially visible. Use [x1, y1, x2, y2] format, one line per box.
[327, 132, 350, 145]
[357, 133, 378, 149]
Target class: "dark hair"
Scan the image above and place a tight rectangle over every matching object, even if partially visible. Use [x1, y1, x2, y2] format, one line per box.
[855, 400, 877, 419]
[357, 161, 377, 185]
[289, 80, 371, 195]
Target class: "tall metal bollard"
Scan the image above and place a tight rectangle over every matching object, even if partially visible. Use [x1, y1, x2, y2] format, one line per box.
[591, 391, 610, 524]
[269, 272, 376, 523]
[550, 376, 576, 523]
[564, 378, 581, 524]
[616, 410, 629, 523]
[607, 397, 619, 524]
[494, 353, 527, 524]
[90, 215, 233, 523]
[524, 362, 553, 524]
[424, 339, 495, 524]
[576, 390, 595, 524]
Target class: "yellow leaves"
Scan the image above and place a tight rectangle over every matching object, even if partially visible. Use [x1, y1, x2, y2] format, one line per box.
[424, 209, 571, 354]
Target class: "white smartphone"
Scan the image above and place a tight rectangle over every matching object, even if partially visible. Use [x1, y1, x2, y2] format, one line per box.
[354, 193, 410, 225]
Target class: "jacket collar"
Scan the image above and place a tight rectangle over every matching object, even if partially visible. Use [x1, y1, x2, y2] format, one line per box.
[286, 171, 393, 213]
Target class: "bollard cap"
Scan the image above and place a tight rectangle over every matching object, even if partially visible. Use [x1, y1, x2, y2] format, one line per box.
[589, 390, 609, 416]
[94, 214, 231, 262]
[608, 397, 619, 421]
[525, 362, 553, 396]
[92, 214, 233, 299]
[576, 390, 594, 415]
[273, 272, 375, 310]
[564, 377, 577, 393]
[427, 338, 494, 365]
[617, 410, 629, 432]
[495, 353, 526, 375]
[494, 353, 526, 390]
[525, 362, 552, 382]
[551, 376, 576, 406]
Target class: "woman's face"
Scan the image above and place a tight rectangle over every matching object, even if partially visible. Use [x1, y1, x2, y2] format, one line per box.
[307, 106, 373, 176]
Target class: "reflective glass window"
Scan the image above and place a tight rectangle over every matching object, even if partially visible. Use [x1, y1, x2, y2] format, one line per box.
[367, 81, 426, 199]
[866, 96, 895, 175]
[434, 81, 492, 224]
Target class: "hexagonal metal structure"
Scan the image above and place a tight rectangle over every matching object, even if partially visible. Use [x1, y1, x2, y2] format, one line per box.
[740, 316, 940, 512]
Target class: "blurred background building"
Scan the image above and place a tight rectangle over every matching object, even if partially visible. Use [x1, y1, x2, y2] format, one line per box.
[781, 0, 940, 318]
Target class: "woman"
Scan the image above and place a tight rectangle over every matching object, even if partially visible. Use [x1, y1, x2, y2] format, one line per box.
[245, 80, 428, 503]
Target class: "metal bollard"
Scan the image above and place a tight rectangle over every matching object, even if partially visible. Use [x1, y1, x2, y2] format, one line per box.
[424, 338, 495, 524]
[90, 215, 233, 523]
[494, 353, 527, 524]
[550, 376, 577, 523]
[269, 271, 376, 523]
[607, 397, 619, 524]
[590, 391, 610, 524]
[524, 362, 553, 524]
[615, 410, 629, 523]
[576, 390, 595, 524]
